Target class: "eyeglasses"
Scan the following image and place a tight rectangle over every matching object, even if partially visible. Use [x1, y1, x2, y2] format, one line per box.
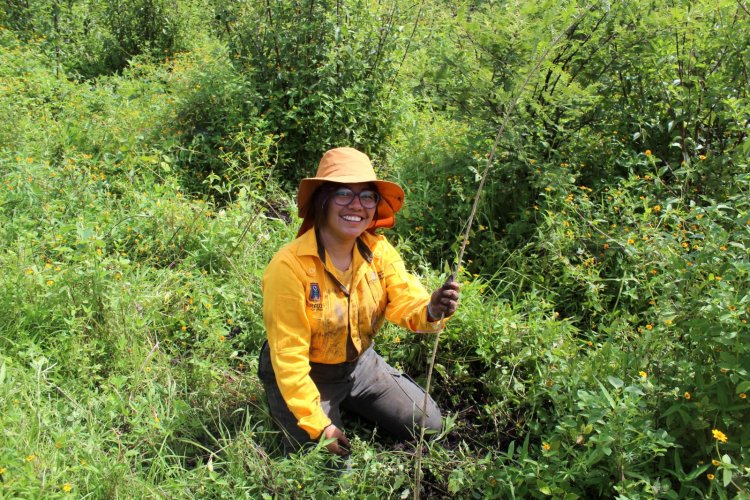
[332, 188, 380, 209]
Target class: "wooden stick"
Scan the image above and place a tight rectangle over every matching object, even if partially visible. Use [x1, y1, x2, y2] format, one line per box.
[412, 5, 598, 498]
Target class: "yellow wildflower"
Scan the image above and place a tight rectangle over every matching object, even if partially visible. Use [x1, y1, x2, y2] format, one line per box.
[639, 371, 647, 378]
[645, 324, 653, 330]
[707, 473, 715, 480]
[542, 442, 551, 451]
[740, 393, 747, 399]
[645, 150, 652, 156]
[0, 467, 6, 474]
[684, 391, 691, 400]
[26, 454, 36, 462]
[63, 483, 72, 492]
[712, 429, 728, 443]
[665, 319, 673, 326]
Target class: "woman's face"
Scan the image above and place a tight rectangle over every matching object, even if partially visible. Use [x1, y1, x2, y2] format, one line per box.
[322, 182, 377, 242]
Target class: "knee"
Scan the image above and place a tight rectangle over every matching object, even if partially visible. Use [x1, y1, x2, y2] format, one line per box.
[398, 400, 442, 440]
[420, 403, 442, 440]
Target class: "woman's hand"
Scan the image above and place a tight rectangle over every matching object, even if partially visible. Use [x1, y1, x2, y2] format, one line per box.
[428, 280, 460, 320]
[323, 424, 351, 456]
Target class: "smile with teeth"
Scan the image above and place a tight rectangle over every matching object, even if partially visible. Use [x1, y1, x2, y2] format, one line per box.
[342, 215, 364, 222]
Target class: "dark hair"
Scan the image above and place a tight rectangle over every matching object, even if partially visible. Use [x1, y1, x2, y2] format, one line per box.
[309, 183, 339, 230]
[308, 182, 379, 230]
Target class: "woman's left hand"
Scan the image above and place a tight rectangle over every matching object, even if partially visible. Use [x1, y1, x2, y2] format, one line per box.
[428, 280, 460, 320]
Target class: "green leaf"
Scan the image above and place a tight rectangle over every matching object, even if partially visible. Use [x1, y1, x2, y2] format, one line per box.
[607, 376, 624, 389]
[684, 464, 710, 481]
[595, 378, 617, 409]
[722, 467, 732, 487]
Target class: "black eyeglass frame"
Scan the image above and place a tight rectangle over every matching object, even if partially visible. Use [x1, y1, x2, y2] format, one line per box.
[331, 188, 381, 209]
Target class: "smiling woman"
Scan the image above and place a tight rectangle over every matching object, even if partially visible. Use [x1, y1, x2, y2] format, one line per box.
[258, 147, 460, 458]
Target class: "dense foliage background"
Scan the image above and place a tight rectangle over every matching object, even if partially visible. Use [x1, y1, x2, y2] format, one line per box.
[1, 0, 748, 497]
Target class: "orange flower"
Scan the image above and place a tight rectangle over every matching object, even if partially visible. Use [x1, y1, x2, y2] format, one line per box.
[684, 391, 691, 400]
[645, 150, 652, 156]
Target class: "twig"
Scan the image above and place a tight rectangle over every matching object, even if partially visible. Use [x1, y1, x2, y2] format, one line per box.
[413, 4, 599, 499]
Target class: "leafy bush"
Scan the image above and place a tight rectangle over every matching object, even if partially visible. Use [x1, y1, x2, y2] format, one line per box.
[2, 1, 749, 498]
[218, 0, 414, 185]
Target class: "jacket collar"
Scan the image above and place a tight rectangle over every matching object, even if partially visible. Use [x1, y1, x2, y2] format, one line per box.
[295, 227, 373, 264]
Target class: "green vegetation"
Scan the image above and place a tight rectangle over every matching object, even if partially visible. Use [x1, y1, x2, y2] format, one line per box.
[1, 0, 748, 497]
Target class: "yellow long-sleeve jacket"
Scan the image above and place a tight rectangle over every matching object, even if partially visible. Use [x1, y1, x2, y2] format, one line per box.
[262, 228, 439, 439]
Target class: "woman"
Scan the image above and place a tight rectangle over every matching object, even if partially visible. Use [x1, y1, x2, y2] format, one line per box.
[259, 147, 459, 456]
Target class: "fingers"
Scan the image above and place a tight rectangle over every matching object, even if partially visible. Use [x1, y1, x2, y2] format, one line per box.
[327, 441, 347, 456]
[324, 425, 350, 456]
[338, 433, 351, 452]
[430, 281, 460, 318]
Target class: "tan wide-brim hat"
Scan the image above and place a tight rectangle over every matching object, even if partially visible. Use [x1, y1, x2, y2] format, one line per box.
[297, 147, 405, 236]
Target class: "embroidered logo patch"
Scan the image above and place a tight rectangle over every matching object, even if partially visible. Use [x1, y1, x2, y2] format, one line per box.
[309, 283, 321, 301]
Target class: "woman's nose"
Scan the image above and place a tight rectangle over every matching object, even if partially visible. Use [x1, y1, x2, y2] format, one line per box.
[348, 193, 363, 208]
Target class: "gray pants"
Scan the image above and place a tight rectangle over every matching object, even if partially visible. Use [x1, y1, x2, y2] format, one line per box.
[258, 342, 442, 454]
